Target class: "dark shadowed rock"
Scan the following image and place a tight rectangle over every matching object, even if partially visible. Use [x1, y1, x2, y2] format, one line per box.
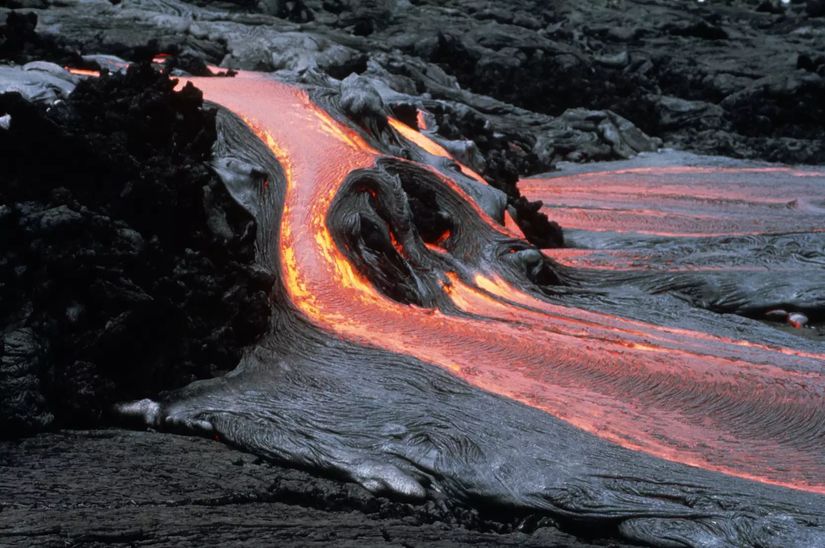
[0, 65, 274, 435]
[0, 430, 621, 547]
[0, 329, 52, 436]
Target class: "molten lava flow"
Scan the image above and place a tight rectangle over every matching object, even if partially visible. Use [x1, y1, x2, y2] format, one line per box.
[416, 109, 429, 131]
[520, 165, 825, 237]
[186, 72, 825, 495]
[387, 117, 488, 185]
[65, 67, 101, 77]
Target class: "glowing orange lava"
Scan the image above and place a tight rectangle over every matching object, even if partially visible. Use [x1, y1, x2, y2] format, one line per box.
[520, 166, 825, 237]
[65, 67, 100, 77]
[416, 109, 429, 131]
[388, 117, 488, 185]
[152, 53, 172, 64]
[503, 209, 525, 238]
[184, 72, 825, 495]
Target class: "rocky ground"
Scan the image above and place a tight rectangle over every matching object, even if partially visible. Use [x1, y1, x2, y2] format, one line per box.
[1, 0, 824, 546]
[0, 430, 629, 547]
[6, 0, 823, 166]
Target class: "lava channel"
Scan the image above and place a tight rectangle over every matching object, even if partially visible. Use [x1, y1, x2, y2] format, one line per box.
[178, 71, 825, 496]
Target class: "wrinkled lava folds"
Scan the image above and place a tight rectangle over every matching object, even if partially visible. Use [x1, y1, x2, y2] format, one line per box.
[182, 72, 825, 496]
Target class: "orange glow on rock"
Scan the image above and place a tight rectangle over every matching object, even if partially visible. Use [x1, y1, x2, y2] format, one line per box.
[434, 228, 451, 247]
[183, 72, 825, 496]
[388, 116, 452, 158]
[387, 116, 488, 185]
[503, 209, 524, 238]
[416, 109, 429, 131]
[65, 67, 100, 77]
[520, 165, 825, 237]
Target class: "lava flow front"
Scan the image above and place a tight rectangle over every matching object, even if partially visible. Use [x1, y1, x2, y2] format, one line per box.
[184, 72, 825, 496]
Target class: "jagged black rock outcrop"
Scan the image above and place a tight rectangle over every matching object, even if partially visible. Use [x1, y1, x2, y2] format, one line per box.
[0, 64, 274, 436]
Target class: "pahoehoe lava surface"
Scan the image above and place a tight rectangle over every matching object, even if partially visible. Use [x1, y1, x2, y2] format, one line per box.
[105, 72, 825, 546]
[2, 1, 825, 547]
[522, 152, 825, 319]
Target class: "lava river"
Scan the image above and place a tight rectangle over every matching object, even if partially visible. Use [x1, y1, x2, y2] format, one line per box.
[521, 156, 825, 278]
[177, 71, 825, 498]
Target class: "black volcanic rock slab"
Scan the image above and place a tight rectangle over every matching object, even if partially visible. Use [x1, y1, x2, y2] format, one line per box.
[0, 65, 274, 437]
[0, 429, 617, 547]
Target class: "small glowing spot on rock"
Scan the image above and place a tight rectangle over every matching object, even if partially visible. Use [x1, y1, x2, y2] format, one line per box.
[65, 67, 101, 77]
[416, 109, 428, 131]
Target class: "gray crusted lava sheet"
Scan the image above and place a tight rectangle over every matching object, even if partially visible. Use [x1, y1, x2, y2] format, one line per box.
[0, 62, 78, 102]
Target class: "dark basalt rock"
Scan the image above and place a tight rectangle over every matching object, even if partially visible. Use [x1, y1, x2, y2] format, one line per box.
[0, 328, 52, 434]
[0, 430, 621, 547]
[0, 64, 274, 436]
[11, 0, 822, 244]
[0, 11, 77, 65]
[0, 11, 36, 59]
[4, 0, 824, 166]
[807, 0, 825, 16]
[723, 72, 825, 141]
